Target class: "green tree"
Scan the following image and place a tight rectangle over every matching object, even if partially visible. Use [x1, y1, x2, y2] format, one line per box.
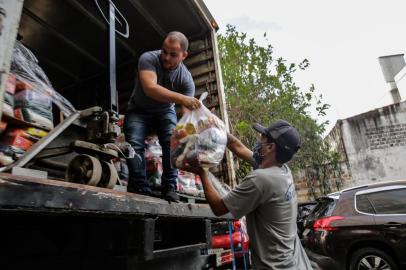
[218, 25, 339, 195]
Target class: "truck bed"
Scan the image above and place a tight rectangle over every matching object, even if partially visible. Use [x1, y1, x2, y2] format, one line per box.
[0, 173, 229, 220]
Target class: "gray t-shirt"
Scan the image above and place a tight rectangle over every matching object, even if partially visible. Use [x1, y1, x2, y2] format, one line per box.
[127, 50, 195, 113]
[223, 165, 313, 270]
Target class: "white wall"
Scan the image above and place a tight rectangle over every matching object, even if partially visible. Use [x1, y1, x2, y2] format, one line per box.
[341, 101, 406, 186]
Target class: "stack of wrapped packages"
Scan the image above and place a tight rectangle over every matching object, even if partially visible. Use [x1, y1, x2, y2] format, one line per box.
[0, 127, 48, 166]
[0, 41, 76, 167]
[3, 74, 16, 117]
[13, 79, 54, 130]
[10, 40, 75, 118]
[170, 102, 229, 197]
[177, 170, 204, 197]
[2, 71, 54, 130]
[145, 135, 163, 189]
[144, 134, 204, 197]
[0, 73, 49, 166]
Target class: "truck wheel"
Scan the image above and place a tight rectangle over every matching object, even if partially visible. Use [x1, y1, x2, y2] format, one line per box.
[349, 247, 398, 270]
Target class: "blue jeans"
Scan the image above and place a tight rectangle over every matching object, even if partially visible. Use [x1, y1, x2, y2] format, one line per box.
[124, 109, 178, 192]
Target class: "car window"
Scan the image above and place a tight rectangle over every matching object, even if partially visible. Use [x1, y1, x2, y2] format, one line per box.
[356, 194, 375, 214]
[308, 198, 336, 219]
[298, 204, 317, 219]
[366, 188, 406, 215]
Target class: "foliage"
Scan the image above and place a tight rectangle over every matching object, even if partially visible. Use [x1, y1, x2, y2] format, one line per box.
[218, 25, 340, 193]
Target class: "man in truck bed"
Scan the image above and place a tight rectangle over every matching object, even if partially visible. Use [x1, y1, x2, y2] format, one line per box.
[190, 120, 314, 269]
[124, 31, 201, 202]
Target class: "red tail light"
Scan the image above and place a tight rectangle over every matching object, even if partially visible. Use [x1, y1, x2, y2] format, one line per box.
[313, 216, 344, 231]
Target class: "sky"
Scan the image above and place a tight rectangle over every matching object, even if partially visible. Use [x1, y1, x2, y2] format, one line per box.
[204, 0, 406, 133]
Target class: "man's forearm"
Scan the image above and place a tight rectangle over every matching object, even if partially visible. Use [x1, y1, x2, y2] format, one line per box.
[227, 133, 255, 166]
[200, 170, 229, 216]
[144, 84, 185, 104]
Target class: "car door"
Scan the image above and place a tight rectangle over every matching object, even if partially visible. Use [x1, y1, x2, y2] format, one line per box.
[362, 186, 406, 263]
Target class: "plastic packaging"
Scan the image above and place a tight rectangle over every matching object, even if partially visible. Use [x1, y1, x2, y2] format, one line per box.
[145, 135, 162, 160]
[14, 107, 54, 130]
[177, 170, 203, 197]
[0, 145, 25, 158]
[14, 89, 52, 109]
[0, 122, 7, 135]
[170, 104, 227, 169]
[0, 152, 14, 166]
[2, 103, 14, 117]
[5, 74, 16, 94]
[4, 92, 14, 107]
[1, 129, 35, 151]
[26, 127, 48, 138]
[207, 171, 229, 197]
[10, 40, 76, 116]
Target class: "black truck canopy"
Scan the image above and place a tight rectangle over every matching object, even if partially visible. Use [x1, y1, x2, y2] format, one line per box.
[18, 0, 219, 112]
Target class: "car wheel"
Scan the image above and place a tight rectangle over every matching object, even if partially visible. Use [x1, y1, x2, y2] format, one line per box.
[349, 247, 398, 270]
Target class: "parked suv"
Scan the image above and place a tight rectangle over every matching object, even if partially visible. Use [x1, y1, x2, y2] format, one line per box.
[303, 180, 406, 270]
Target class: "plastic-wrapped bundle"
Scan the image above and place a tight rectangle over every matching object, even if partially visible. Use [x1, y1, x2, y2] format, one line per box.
[170, 104, 227, 169]
[10, 40, 75, 116]
[14, 89, 52, 109]
[5, 74, 16, 94]
[145, 135, 162, 160]
[14, 107, 54, 129]
[177, 170, 204, 197]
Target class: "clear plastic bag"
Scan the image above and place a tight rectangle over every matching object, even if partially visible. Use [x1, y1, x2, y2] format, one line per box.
[170, 104, 227, 169]
[207, 171, 229, 197]
[177, 170, 201, 197]
[10, 40, 76, 116]
[145, 135, 162, 159]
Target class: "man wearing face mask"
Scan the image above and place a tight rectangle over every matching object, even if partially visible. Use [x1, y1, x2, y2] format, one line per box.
[124, 31, 201, 202]
[189, 120, 313, 270]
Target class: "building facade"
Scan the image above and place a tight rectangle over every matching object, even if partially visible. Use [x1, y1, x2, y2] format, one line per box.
[328, 101, 406, 185]
[295, 100, 406, 202]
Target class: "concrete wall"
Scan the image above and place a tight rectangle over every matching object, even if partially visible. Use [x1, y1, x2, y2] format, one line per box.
[341, 101, 406, 185]
[294, 162, 352, 202]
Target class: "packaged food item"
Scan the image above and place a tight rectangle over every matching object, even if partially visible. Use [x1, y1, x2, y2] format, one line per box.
[5, 128, 39, 142]
[15, 80, 32, 91]
[0, 122, 7, 135]
[144, 135, 163, 189]
[11, 41, 76, 116]
[170, 104, 227, 169]
[2, 103, 14, 117]
[14, 89, 52, 109]
[0, 144, 25, 158]
[1, 130, 34, 151]
[26, 127, 48, 138]
[5, 74, 16, 94]
[0, 152, 14, 166]
[177, 170, 203, 197]
[4, 92, 15, 107]
[14, 107, 54, 129]
[145, 135, 162, 160]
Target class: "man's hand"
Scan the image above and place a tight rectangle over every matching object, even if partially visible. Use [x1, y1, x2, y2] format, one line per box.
[181, 95, 201, 110]
[182, 165, 228, 216]
[181, 163, 205, 176]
